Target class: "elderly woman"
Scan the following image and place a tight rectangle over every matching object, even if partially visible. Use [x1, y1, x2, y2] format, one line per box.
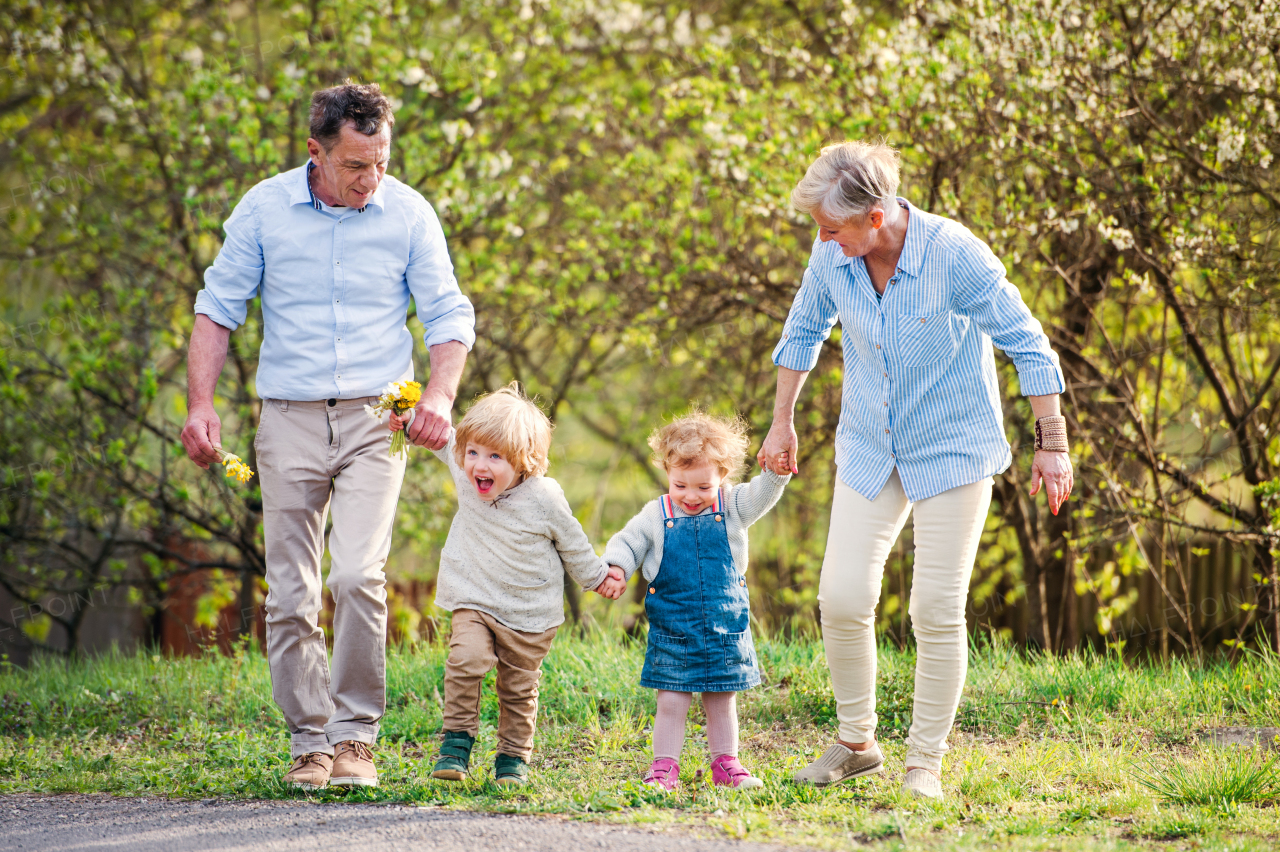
[760, 141, 1072, 799]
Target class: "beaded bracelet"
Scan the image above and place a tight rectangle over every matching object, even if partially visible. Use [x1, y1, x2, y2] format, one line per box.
[1034, 415, 1069, 452]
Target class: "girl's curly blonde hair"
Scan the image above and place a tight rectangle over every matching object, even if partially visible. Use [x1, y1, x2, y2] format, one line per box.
[648, 410, 751, 483]
[453, 382, 553, 478]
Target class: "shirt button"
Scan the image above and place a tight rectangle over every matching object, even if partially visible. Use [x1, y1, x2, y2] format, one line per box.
[885, 429, 890, 434]
[883, 372, 888, 377]
[665, 520, 673, 528]
[920, 317, 926, 323]
[884, 402, 888, 406]
[876, 344, 881, 349]
[335, 260, 341, 266]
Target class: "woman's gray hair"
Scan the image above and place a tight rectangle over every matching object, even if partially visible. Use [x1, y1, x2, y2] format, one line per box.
[791, 140, 901, 224]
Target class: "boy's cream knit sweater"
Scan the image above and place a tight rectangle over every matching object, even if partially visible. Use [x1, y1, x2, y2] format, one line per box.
[432, 434, 606, 633]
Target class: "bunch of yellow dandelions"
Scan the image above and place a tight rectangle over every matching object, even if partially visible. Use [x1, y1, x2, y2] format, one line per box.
[365, 380, 423, 460]
[216, 448, 255, 485]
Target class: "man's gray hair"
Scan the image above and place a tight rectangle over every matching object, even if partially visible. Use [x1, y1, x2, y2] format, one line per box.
[791, 140, 901, 224]
[309, 81, 395, 151]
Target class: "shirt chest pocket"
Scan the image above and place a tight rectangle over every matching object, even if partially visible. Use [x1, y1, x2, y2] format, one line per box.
[893, 310, 961, 369]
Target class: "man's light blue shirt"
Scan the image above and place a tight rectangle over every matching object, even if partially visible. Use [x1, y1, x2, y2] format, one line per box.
[194, 163, 475, 401]
[772, 200, 1065, 503]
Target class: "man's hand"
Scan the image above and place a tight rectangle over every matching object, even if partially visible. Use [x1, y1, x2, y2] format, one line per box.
[181, 404, 224, 470]
[594, 566, 627, 600]
[1029, 449, 1073, 516]
[406, 388, 453, 450]
[757, 420, 800, 476]
[405, 340, 468, 451]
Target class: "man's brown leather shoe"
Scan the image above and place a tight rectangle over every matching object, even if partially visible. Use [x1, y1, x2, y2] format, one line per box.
[331, 740, 378, 787]
[283, 752, 333, 791]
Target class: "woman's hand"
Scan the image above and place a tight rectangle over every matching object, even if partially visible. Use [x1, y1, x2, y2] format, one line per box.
[594, 566, 627, 600]
[1029, 449, 1073, 515]
[758, 420, 800, 476]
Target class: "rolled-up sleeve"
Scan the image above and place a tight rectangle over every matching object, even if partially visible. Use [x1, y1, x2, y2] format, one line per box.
[772, 254, 839, 372]
[950, 231, 1065, 397]
[194, 192, 263, 331]
[407, 202, 476, 350]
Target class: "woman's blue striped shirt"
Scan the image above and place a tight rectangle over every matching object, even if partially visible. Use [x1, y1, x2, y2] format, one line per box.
[772, 199, 1065, 502]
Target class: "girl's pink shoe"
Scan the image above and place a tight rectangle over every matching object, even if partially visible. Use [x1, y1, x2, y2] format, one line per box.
[710, 754, 764, 789]
[643, 758, 680, 791]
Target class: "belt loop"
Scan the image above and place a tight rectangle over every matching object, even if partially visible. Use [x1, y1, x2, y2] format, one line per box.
[278, 399, 289, 412]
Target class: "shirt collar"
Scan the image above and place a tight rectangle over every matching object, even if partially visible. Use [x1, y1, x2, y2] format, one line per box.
[830, 197, 921, 274]
[895, 198, 926, 277]
[289, 161, 385, 213]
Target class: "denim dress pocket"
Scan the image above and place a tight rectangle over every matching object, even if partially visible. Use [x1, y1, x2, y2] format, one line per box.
[721, 631, 756, 670]
[647, 632, 686, 668]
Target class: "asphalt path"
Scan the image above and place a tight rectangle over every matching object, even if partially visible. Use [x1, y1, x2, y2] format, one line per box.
[1, 794, 799, 852]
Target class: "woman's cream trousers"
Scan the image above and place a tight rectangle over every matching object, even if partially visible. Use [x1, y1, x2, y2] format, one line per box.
[818, 468, 992, 772]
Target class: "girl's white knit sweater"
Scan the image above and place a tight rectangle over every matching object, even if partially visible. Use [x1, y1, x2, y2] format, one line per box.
[602, 469, 791, 583]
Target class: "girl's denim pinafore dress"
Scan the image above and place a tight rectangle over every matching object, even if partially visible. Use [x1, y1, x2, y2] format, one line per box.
[640, 491, 761, 693]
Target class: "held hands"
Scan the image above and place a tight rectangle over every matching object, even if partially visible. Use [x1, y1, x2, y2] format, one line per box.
[757, 420, 799, 476]
[387, 388, 452, 451]
[1029, 449, 1074, 516]
[766, 451, 792, 476]
[594, 565, 626, 600]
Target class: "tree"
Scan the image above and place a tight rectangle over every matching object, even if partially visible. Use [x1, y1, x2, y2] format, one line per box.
[2, 0, 1275, 654]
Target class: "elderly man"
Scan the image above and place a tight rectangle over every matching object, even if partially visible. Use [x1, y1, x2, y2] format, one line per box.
[181, 82, 474, 790]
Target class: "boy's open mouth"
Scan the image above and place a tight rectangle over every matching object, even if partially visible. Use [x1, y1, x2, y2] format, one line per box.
[475, 476, 495, 495]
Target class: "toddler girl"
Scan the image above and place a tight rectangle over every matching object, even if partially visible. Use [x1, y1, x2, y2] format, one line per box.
[390, 383, 622, 785]
[603, 412, 791, 790]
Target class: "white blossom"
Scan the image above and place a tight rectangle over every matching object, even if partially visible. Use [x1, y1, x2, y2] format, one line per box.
[1216, 121, 1246, 163]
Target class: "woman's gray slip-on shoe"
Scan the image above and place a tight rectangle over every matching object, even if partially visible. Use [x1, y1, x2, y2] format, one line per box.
[902, 767, 943, 799]
[792, 742, 885, 786]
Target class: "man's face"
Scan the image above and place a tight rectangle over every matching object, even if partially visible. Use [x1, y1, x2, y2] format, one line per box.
[306, 121, 390, 208]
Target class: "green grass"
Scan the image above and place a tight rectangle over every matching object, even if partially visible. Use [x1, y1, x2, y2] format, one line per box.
[3, 631, 1280, 850]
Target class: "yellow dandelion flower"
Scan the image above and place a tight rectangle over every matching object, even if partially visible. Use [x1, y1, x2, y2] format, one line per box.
[217, 449, 255, 485]
[396, 380, 423, 409]
[365, 380, 424, 460]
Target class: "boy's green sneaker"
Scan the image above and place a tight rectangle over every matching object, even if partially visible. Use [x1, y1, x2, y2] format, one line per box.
[431, 730, 476, 781]
[494, 753, 529, 786]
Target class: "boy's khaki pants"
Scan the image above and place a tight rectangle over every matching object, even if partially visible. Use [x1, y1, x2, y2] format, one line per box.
[442, 609, 557, 761]
[256, 397, 406, 758]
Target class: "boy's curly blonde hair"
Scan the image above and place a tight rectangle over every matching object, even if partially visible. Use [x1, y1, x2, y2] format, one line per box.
[453, 382, 553, 478]
[648, 410, 751, 483]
